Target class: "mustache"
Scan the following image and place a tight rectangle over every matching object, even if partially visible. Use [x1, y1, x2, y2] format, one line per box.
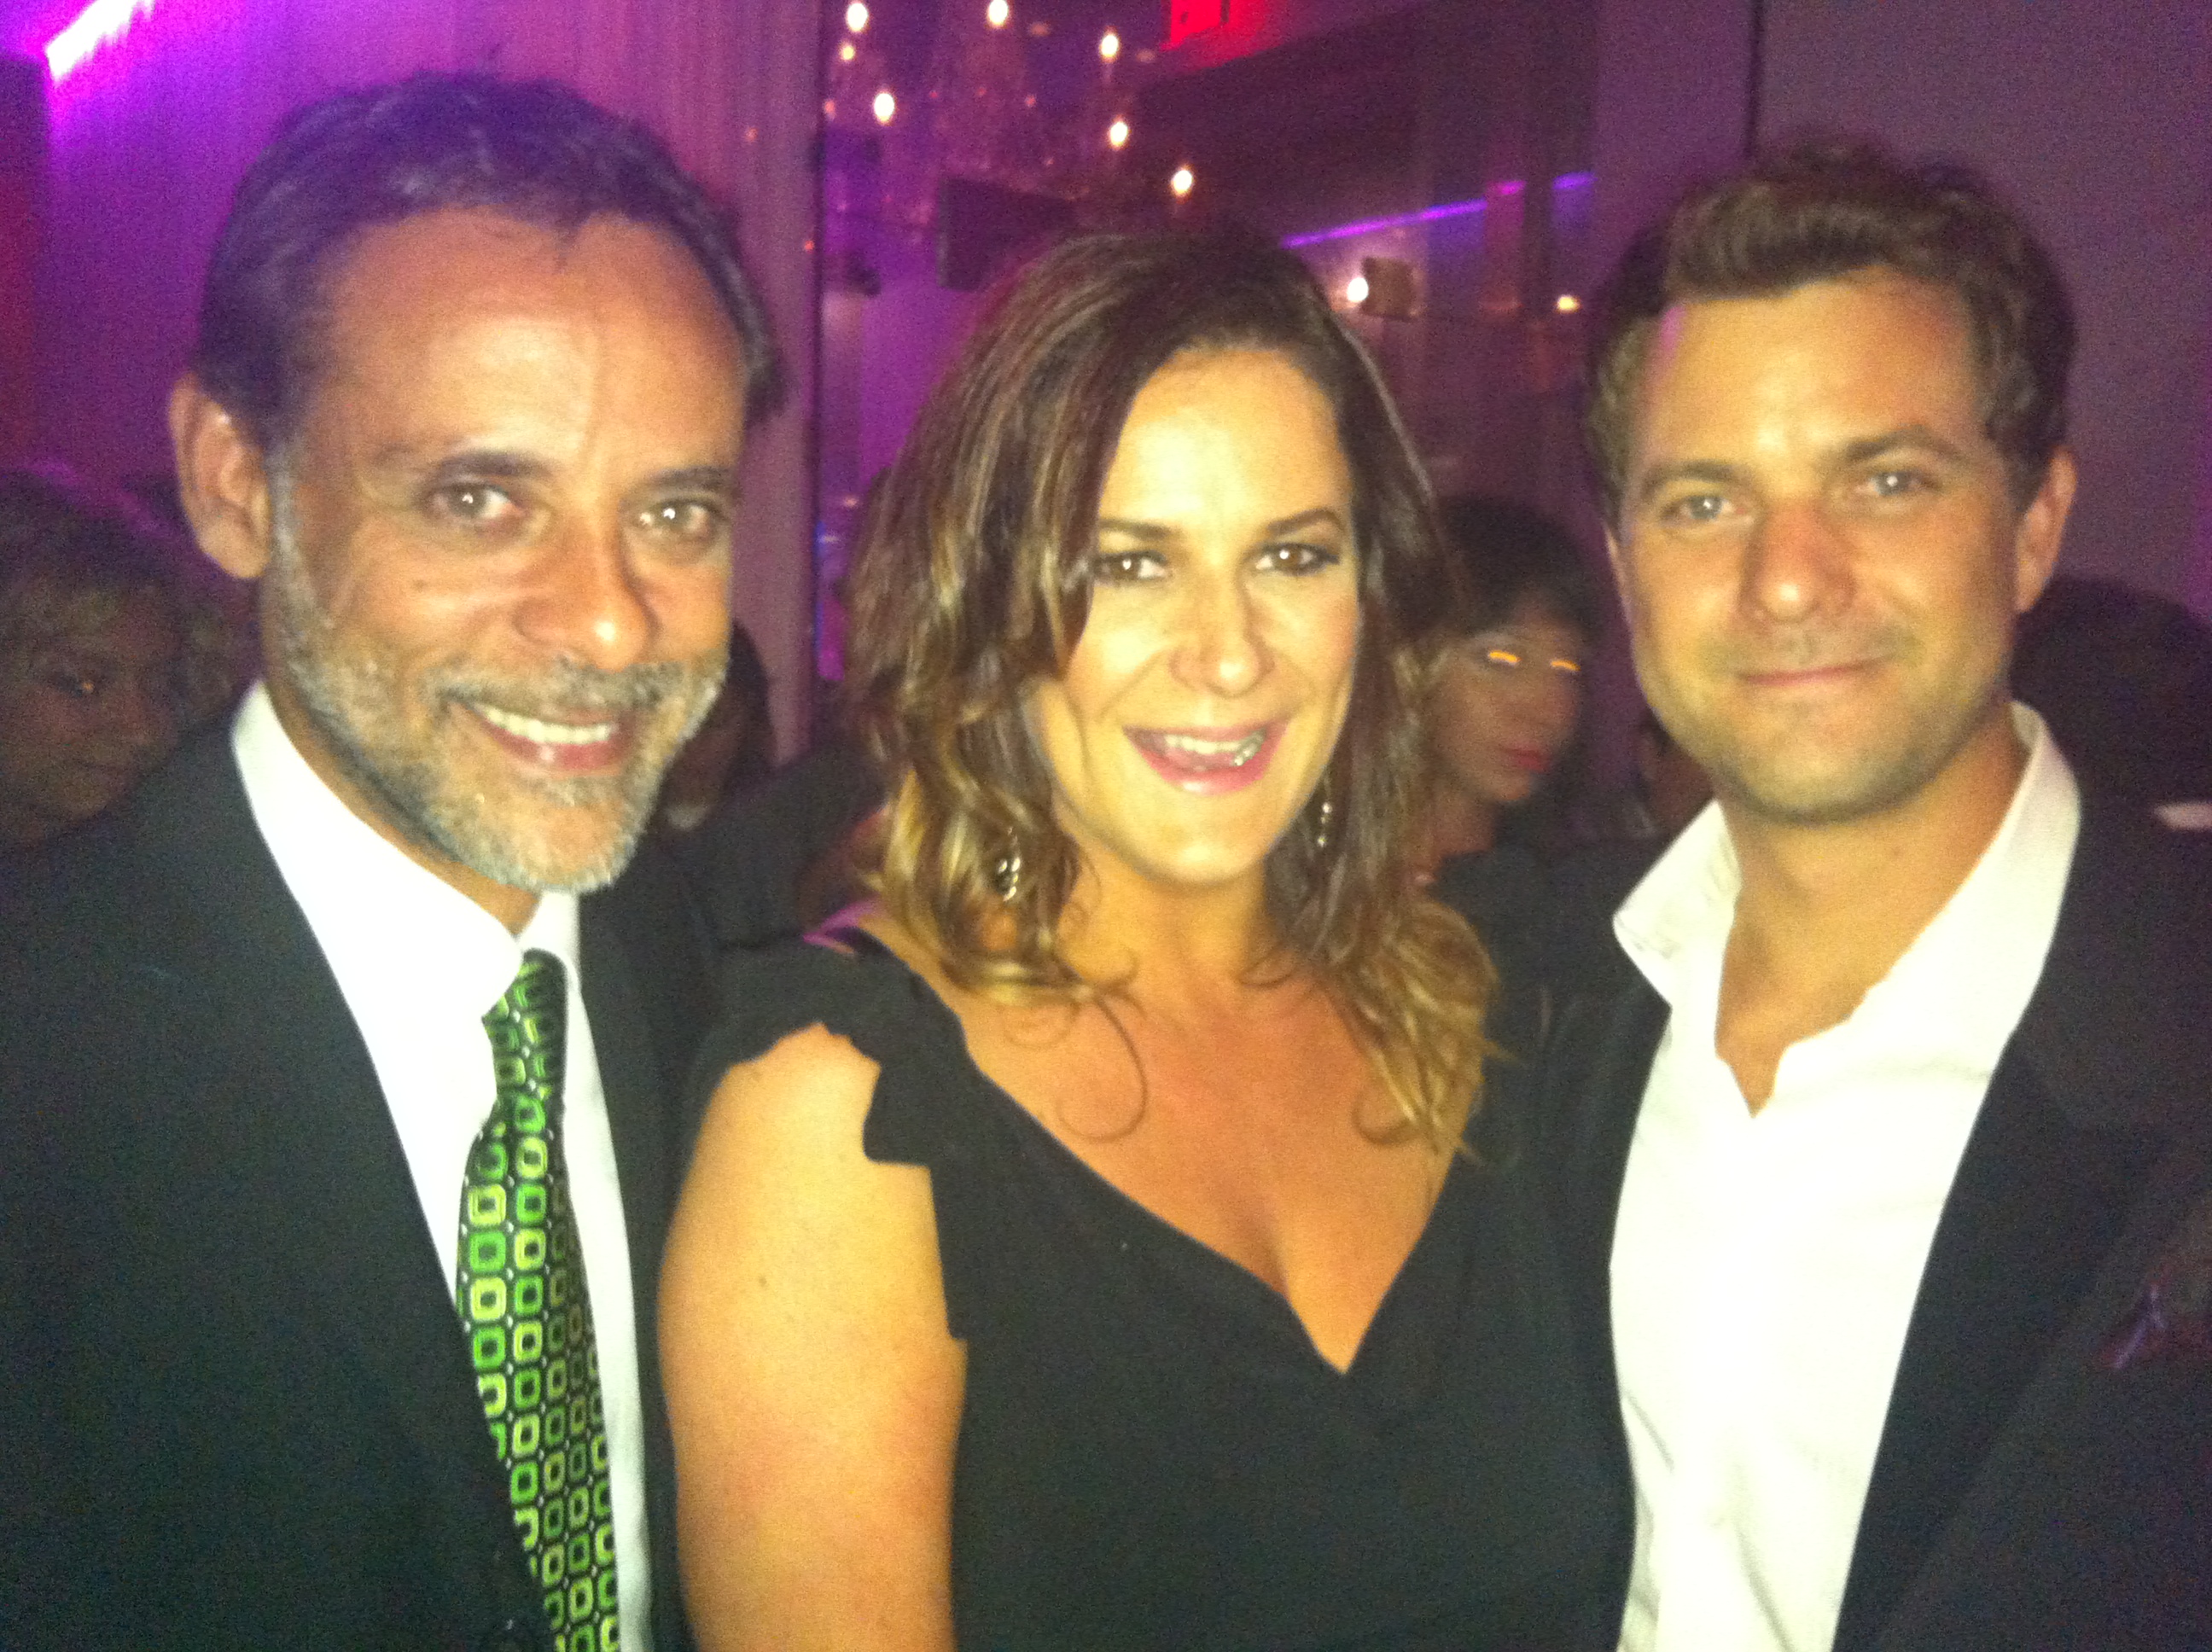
[1705, 621, 1910, 676]
[434, 652, 727, 718]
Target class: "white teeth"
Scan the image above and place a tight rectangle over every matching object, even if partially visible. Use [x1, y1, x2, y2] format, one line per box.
[476, 705, 618, 746]
[1157, 730, 1266, 766]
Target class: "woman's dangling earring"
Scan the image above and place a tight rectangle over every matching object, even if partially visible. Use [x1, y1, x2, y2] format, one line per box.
[992, 837, 1024, 902]
[1309, 782, 1335, 852]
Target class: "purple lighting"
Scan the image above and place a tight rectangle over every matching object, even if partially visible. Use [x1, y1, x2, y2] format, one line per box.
[1283, 172, 1594, 248]
[45, 0, 157, 83]
[1284, 198, 1485, 247]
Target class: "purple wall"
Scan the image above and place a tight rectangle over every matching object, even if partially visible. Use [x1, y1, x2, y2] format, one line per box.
[0, 54, 40, 462]
[1761, 0, 2212, 617]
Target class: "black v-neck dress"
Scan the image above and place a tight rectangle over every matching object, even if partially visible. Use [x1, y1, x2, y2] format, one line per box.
[695, 939, 1619, 1652]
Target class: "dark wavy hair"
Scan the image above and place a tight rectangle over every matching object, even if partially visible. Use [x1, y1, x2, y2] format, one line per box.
[1585, 139, 2074, 525]
[847, 228, 1493, 1149]
[1429, 493, 1604, 851]
[192, 72, 783, 453]
[1434, 493, 1604, 643]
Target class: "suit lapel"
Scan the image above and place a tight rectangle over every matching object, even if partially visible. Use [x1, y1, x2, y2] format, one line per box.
[1535, 954, 1671, 1625]
[1836, 801, 2212, 1651]
[580, 845, 713, 1651]
[1832, 1052, 2161, 1651]
[1545, 975, 1671, 1343]
[152, 739, 525, 1599]
[582, 910, 672, 1314]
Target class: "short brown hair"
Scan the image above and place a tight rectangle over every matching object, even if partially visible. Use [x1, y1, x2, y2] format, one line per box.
[847, 227, 1492, 1150]
[195, 73, 781, 456]
[1585, 139, 2074, 526]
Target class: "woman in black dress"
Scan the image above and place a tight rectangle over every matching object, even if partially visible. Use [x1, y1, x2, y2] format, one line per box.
[661, 230, 1621, 1651]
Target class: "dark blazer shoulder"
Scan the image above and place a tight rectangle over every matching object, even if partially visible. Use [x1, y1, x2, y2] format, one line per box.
[3, 731, 603, 1650]
[1846, 797, 2212, 1651]
[2013, 795, 2212, 1131]
[585, 832, 717, 1082]
[579, 832, 718, 1652]
[1502, 841, 1664, 1649]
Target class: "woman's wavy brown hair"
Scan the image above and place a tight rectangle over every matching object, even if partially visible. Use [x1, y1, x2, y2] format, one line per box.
[846, 227, 1493, 1150]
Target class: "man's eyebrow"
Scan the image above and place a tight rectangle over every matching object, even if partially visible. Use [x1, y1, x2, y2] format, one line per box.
[1836, 425, 1971, 468]
[1631, 460, 1750, 509]
[365, 450, 741, 500]
[645, 464, 742, 498]
[368, 447, 554, 483]
[1629, 424, 1980, 509]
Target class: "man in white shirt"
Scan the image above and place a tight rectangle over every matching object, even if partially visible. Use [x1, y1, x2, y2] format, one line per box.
[2, 75, 777, 1652]
[1535, 142, 2212, 1651]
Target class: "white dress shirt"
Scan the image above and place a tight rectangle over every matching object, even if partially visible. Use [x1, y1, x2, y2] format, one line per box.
[1610, 706, 2079, 1652]
[232, 684, 655, 1651]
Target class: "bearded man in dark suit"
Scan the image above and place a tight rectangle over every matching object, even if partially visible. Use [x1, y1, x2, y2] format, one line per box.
[2, 73, 777, 1652]
[1540, 142, 2212, 1652]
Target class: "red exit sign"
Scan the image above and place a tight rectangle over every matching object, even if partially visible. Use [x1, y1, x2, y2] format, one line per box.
[1167, 0, 1226, 46]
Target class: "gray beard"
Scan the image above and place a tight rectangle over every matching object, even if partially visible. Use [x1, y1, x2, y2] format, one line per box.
[261, 477, 724, 895]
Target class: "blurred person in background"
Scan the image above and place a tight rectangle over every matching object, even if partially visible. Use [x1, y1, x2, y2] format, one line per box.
[0, 466, 240, 848]
[677, 520, 888, 952]
[2011, 572, 2212, 828]
[1583, 709, 1714, 850]
[1419, 493, 1603, 884]
[1625, 711, 1714, 841]
[1417, 494, 1604, 1027]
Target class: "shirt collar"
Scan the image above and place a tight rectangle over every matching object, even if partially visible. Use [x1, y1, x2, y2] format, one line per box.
[1855, 705, 2077, 1053]
[231, 682, 580, 1019]
[1615, 703, 2079, 1029]
[1614, 794, 1737, 1009]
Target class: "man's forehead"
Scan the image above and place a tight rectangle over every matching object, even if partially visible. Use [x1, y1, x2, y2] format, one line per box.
[1628, 272, 1983, 455]
[290, 206, 748, 466]
[315, 207, 721, 350]
[1648, 270, 1973, 375]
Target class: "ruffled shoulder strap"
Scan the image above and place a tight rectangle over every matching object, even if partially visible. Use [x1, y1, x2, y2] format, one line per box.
[692, 932, 1010, 1338]
[693, 932, 986, 1168]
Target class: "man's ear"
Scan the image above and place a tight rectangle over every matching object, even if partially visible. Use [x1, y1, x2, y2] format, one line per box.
[2011, 446, 2076, 615]
[1604, 526, 1639, 625]
[170, 375, 276, 581]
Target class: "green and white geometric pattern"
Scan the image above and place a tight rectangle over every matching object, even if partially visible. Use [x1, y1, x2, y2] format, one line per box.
[458, 950, 620, 1652]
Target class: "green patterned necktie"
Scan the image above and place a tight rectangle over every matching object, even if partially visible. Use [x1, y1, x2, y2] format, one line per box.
[457, 950, 620, 1652]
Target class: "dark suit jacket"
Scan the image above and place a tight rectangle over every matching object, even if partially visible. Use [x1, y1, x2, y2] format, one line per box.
[0, 730, 715, 1652]
[1535, 798, 2212, 1650]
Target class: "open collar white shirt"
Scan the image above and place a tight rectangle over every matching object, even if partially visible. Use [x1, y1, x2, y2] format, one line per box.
[1610, 705, 2079, 1652]
[232, 683, 655, 1651]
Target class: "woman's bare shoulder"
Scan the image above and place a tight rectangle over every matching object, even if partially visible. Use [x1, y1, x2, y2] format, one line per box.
[664, 943, 962, 1652]
[701, 1019, 881, 1164]
[670, 1006, 940, 1321]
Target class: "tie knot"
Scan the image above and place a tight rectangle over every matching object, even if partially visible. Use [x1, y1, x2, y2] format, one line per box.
[484, 951, 567, 1126]
[488, 949, 566, 1043]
